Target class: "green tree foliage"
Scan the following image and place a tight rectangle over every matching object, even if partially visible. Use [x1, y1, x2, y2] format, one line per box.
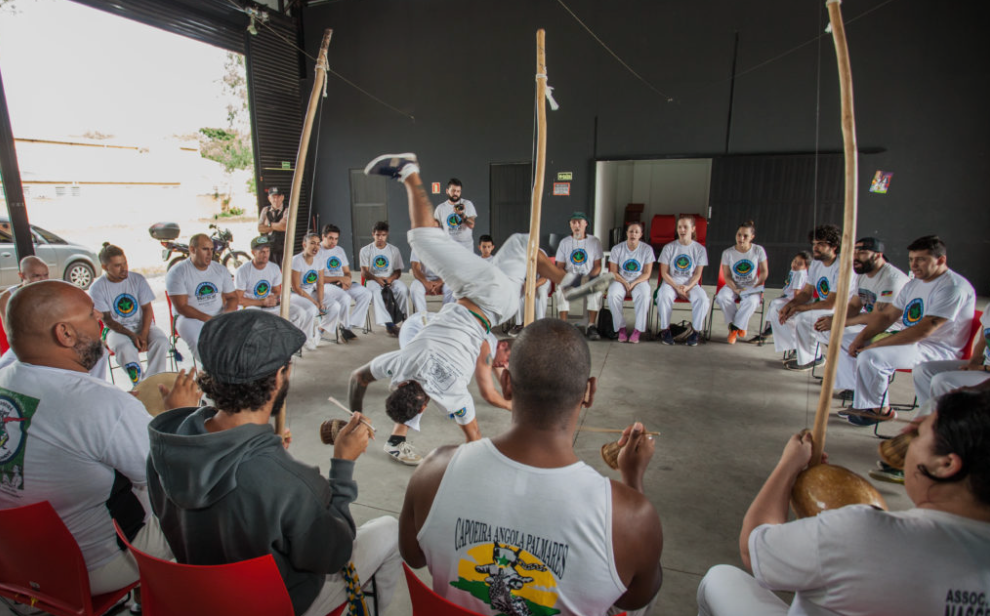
[198, 52, 254, 211]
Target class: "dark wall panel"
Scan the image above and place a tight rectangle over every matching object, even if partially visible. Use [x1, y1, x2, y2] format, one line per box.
[302, 0, 990, 291]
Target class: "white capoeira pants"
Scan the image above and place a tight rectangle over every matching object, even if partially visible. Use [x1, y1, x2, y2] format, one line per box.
[301, 516, 402, 616]
[515, 283, 549, 325]
[608, 281, 651, 333]
[409, 279, 453, 314]
[766, 296, 790, 347]
[366, 279, 409, 326]
[88, 513, 173, 595]
[715, 287, 762, 332]
[772, 308, 831, 365]
[655, 283, 709, 331]
[409, 227, 526, 327]
[913, 359, 990, 405]
[248, 296, 321, 349]
[105, 326, 170, 384]
[836, 340, 955, 409]
[697, 564, 790, 616]
[323, 283, 372, 329]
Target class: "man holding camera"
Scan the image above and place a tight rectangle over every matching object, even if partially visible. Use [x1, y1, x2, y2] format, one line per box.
[433, 178, 477, 253]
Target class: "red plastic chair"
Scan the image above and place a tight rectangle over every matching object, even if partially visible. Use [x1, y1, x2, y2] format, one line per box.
[112, 522, 344, 616]
[648, 214, 676, 253]
[0, 318, 8, 355]
[403, 563, 626, 616]
[0, 501, 136, 616]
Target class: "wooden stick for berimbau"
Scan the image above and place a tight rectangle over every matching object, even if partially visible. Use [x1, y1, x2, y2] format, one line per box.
[808, 0, 858, 467]
[327, 396, 377, 433]
[523, 29, 548, 326]
[275, 29, 332, 438]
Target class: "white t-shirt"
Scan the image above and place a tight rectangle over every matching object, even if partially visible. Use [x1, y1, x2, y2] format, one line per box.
[234, 261, 282, 300]
[782, 269, 809, 299]
[410, 250, 440, 281]
[658, 240, 708, 285]
[857, 262, 910, 314]
[369, 303, 482, 421]
[556, 235, 604, 277]
[291, 253, 321, 294]
[434, 199, 478, 246]
[894, 268, 976, 356]
[164, 259, 235, 318]
[610, 241, 655, 282]
[750, 505, 990, 616]
[319, 246, 350, 278]
[89, 273, 156, 333]
[359, 243, 404, 278]
[0, 362, 152, 571]
[721, 245, 767, 288]
[805, 257, 855, 303]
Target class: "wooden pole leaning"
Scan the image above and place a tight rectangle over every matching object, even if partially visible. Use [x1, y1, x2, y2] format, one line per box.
[275, 28, 333, 437]
[523, 29, 548, 326]
[806, 0, 858, 467]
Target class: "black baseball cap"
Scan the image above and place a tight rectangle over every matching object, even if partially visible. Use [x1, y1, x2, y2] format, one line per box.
[267, 186, 282, 196]
[856, 237, 885, 254]
[199, 311, 305, 384]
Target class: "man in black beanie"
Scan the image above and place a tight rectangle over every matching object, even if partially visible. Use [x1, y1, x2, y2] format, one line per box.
[146, 310, 402, 616]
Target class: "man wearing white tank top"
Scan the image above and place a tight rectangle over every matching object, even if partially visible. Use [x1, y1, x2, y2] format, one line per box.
[399, 319, 663, 616]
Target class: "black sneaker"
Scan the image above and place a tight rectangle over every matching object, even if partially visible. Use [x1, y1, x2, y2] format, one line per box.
[847, 408, 897, 427]
[659, 328, 674, 345]
[837, 389, 854, 401]
[781, 350, 796, 363]
[685, 331, 700, 347]
[364, 153, 419, 180]
[386, 323, 400, 337]
[745, 333, 767, 344]
[339, 327, 357, 342]
[785, 356, 825, 372]
[586, 325, 602, 341]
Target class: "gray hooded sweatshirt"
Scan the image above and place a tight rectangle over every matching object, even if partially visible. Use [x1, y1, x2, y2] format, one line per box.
[147, 406, 357, 615]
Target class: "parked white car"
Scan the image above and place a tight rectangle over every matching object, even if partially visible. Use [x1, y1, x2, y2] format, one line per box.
[0, 218, 102, 290]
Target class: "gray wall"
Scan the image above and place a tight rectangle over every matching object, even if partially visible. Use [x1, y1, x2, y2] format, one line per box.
[301, 0, 989, 293]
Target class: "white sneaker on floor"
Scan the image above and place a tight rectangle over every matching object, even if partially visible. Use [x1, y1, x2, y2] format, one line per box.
[384, 440, 423, 466]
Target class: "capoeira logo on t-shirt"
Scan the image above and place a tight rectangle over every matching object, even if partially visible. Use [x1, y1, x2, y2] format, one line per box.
[446, 213, 461, 229]
[303, 270, 318, 286]
[569, 249, 588, 266]
[817, 276, 831, 299]
[373, 255, 390, 274]
[326, 256, 342, 274]
[113, 293, 138, 319]
[253, 280, 271, 298]
[0, 388, 39, 494]
[622, 259, 641, 274]
[124, 362, 142, 384]
[903, 298, 924, 327]
[195, 282, 218, 301]
[674, 254, 693, 274]
[452, 519, 566, 616]
[859, 289, 878, 312]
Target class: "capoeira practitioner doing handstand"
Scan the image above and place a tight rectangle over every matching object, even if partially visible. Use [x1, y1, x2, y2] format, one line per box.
[348, 153, 608, 466]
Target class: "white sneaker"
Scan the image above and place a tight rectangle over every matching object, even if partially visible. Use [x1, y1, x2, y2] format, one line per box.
[384, 440, 423, 466]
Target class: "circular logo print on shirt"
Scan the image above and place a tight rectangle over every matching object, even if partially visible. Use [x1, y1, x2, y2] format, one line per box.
[113, 293, 138, 319]
[450, 407, 467, 419]
[859, 289, 877, 313]
[327, 256, 342, 271]
[125, 362, 142, 384]
[254, 280, 271, 298]
[374, 256, 390, 271]
[903, 298, 924, 327]
[446, 214, 460, 229]
[622, 259, 641, 273]
[0, 395, 30, 465]
[195, 282, 218, 299]
[303, 270, 318, 285]
[570, 249, 588, 266]
[733, 259, 754, 278]
[674, 254, 693, 273]
[817, 276, 831, 299]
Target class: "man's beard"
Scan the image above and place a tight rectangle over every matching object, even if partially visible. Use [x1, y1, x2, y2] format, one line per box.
[74, 336, 104, 371]
[270, 380, 290, 417]
[853, 258, 876, 275]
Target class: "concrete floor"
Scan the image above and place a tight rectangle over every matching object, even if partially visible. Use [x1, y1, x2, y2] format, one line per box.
[1, 284, 922, 616]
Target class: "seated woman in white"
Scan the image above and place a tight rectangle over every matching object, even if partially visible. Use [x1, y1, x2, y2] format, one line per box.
[715, 220, 768, 344]
[606, 222, 654, 344]
[655, 215, 709, 347]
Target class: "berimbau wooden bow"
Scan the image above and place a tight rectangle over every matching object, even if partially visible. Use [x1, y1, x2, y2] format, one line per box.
[523, 30, 549, 325]
[275, 29, 332, 438]
[807, 0, 858, 466]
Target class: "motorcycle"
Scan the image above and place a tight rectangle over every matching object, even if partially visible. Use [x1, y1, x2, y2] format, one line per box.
[148, 222, 250, 275]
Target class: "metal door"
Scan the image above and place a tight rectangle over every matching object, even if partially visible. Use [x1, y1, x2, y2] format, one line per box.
[349, 170, 388, 266]
[490, 162, 532, 249]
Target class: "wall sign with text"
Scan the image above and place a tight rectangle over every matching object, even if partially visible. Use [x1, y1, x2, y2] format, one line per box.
[553, 182, 571, 196]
